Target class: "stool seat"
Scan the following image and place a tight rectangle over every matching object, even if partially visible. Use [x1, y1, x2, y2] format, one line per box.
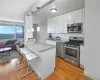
[26, 53, 37, 61]
[20, 48, 29, 55]
[20, 50, 38, 79]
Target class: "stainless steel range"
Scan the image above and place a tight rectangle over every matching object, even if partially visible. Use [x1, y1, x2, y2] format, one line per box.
[64, 37, 84, 67]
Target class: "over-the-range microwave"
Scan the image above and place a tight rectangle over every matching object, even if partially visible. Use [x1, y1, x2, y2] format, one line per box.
[67, 23, 83, 33]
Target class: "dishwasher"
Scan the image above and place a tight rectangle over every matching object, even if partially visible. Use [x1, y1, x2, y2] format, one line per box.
[56, 42, 66, 58]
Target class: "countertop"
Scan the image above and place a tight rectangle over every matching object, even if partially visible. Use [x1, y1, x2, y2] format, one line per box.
[26, 42, 56, 56]
[46, 39, 68, 43]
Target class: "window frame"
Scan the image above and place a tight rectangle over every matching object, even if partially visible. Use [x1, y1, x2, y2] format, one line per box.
[0, 24, 24, 40]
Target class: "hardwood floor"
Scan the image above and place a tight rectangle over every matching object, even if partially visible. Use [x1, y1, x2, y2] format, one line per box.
[0, 57, 92, 80]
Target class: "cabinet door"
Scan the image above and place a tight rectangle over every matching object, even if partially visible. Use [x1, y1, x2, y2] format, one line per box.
[67, 9, 83, 24]
[47, 19, 52, 33]
[48, 15, 67, 33]
[52, 17, 58, 33]
[67, 11, 74, 24]
[47, 18, 56, 33]
[58, 14, 67, 33]
[74, 9, 83, 23]
[63, 14, 67, 33]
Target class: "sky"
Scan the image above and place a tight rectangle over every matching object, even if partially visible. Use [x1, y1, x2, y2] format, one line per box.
[0, 25, 22, 34]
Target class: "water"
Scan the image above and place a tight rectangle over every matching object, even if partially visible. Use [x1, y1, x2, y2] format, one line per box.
[0, 33, 23, 39]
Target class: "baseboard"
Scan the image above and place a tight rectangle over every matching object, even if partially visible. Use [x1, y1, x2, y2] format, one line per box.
[84, 71, 100, 80]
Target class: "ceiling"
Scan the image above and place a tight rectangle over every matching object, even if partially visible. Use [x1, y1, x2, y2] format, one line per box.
[0, 0, 36, 23]
[35, 0, 85, 22]
[0, 0, 85, 23]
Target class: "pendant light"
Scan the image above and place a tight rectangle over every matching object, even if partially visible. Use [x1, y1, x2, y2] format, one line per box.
[32, 27, 34, 32]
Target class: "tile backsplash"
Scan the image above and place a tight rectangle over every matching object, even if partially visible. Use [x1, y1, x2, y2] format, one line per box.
[51, 33, 84, 41]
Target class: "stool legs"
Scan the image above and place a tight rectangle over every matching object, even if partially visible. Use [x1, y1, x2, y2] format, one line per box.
[16, 55, 27, 71]
[21, 62, 32, 78]
[16, 53, 23, 65]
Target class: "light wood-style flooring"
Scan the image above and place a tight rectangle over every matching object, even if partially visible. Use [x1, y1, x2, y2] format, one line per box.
[0, 57, 92, 80]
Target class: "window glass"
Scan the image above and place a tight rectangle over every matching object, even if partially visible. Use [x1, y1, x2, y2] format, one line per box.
[0, 25, 15, 39]
[16, 26, 23, 38]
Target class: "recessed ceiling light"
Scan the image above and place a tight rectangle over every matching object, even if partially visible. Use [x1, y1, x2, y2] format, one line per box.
[50, 8, 57, 13]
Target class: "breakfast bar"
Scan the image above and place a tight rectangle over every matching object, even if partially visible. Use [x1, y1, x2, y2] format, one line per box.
[26, 43, 56, 80]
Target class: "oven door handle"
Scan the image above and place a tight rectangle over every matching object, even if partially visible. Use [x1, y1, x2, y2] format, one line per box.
[64, 46, 79, 50]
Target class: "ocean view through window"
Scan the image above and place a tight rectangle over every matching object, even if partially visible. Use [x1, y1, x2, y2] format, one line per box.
[0, 25, 24, 39]
[16, 26, 23, 38]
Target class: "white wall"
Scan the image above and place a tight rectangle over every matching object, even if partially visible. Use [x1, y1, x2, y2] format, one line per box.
[33, 14, 48, 43]
[84, 0, 100, 79]
[24, 15, 33, 44]
[0, 20, 24, 25]
[35, 20, 47, 43]
[38, 20, 48, 43]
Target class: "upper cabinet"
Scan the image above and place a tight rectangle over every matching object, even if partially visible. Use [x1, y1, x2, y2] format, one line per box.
[67, 9, 83, 24]
[47, 9, 83, 33]
[47, 14, 67, 33]
[47, 17, 57, 33]
[57, 14, 67, 33]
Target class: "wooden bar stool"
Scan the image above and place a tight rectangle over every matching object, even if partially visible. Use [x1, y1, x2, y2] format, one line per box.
[21, 51, 38, 79]
[16, 45, 28, 71]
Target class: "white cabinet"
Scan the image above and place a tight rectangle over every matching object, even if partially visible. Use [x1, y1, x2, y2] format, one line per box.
[47, 14, 67, 33]
[57, 14, 67, 33]
[47, 17, 57, 33]
[47, 9, 83, 33]
[67, 9, 83, 24]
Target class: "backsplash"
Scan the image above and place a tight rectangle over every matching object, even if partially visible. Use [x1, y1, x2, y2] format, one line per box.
[51, 33, 84, 41]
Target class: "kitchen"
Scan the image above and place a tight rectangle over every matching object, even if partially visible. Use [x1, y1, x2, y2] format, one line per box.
[0, 0, 100, 79]
[24, 0, 88, 79]
[46, 8, 85, 69]
[27, 0, 85, 68]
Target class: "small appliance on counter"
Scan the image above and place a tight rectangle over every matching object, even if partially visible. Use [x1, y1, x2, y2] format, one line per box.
[48, 33, 53, 40]
[56, 36, 61, 40]
[67, 23, 83, 33]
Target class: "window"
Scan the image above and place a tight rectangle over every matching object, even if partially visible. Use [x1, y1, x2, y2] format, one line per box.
[0, 25, 15, 39]
[0, 25, 24, 39]
[16, 26, 23, 38]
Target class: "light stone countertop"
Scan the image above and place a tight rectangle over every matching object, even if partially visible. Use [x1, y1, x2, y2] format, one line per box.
[45, 39, 68, 43]
[26, 42, 56, 56]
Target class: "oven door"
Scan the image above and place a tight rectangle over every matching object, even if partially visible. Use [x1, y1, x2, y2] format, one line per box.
[64, 46, 80, 63]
